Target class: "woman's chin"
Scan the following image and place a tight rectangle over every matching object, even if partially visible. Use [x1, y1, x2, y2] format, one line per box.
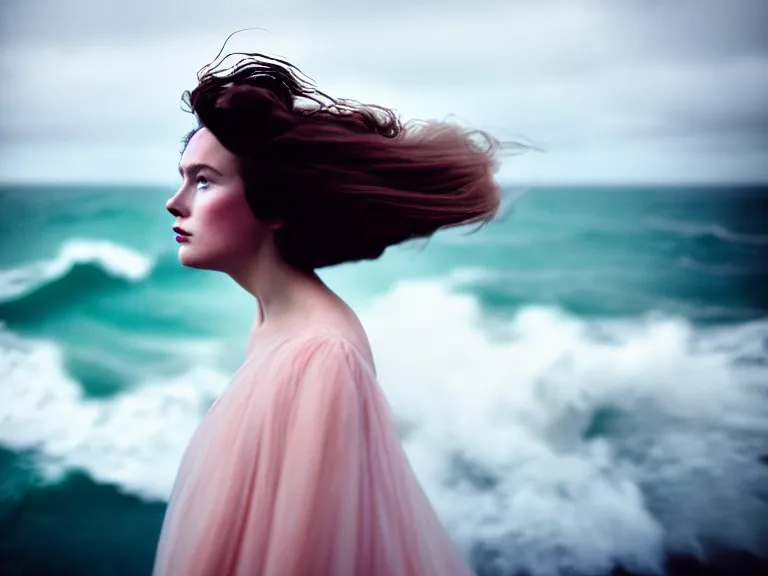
[178, 247, 225, 271]
[178, 246, 204, 268]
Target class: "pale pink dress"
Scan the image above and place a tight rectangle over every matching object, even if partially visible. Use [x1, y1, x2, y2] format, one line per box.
[152, 326, 473, 575]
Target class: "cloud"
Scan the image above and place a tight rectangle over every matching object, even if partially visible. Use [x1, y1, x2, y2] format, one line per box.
[1, 0, 766, 183]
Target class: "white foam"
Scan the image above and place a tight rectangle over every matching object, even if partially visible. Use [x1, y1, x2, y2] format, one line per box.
[646, 217, 768, 246]
[362, 280, 768, 575]
[0, 328, 227, 501]
[0, 239, 154, 302]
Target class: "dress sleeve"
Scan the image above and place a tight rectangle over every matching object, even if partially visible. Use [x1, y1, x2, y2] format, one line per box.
[260, 333, 376, 575]
[261, 333, 471, 576]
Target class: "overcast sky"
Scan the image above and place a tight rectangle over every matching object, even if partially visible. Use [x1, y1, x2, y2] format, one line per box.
[1, 0, 766, 184]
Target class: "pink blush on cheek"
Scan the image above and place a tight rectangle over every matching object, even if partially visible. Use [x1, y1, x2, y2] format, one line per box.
[197, 189, 264, 247]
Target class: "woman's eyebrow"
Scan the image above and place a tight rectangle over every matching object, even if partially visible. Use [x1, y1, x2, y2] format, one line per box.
[178, 162, 224, 177]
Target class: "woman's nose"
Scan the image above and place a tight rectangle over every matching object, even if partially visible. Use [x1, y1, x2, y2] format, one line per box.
[166, 190, 186, 217]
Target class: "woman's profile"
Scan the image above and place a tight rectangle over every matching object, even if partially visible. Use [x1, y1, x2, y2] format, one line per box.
[154, 44, 507, 576]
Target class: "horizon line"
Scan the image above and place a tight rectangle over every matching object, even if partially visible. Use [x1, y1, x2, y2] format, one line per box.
[1, 179, 767, 189]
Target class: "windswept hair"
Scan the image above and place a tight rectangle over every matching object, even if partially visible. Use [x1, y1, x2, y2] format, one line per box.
[181, 46, 517, 270]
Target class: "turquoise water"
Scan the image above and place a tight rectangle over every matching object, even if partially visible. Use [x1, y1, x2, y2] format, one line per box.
[1, 184, 767, 575]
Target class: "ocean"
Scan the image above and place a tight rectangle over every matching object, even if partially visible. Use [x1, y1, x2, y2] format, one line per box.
[0, 183, 766, 576]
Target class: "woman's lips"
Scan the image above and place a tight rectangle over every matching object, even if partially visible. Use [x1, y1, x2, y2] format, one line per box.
[173, 226, 192, 242]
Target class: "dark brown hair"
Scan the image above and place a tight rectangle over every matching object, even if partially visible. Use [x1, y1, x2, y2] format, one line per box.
[181, 48, 517, 270]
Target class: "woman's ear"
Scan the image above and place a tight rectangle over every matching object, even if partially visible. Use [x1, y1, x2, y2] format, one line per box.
[267, 219, 284, 231]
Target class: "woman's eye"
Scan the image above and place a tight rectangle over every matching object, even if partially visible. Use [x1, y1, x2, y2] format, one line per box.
[195, 175, 210, 190]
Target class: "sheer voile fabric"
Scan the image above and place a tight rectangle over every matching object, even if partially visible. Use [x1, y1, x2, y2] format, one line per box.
[153, 327, 473, 576]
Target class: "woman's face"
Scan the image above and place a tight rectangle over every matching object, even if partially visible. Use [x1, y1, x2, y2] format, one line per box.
[166, 127, 271, 272]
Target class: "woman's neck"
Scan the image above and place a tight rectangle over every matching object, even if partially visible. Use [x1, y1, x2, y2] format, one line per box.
[227, 239, 326, 333]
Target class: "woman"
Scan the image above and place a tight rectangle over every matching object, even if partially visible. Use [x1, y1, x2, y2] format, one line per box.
[154, 49, 506, 576]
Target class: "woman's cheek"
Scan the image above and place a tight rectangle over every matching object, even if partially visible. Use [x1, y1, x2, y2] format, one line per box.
[202, 192, 261, 244]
